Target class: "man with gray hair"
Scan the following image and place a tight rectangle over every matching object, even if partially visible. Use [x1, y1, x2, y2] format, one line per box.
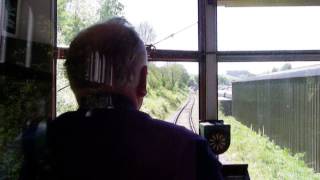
[47, 17, 223, 180]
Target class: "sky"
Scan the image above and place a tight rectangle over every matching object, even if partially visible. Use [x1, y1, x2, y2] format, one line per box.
[119, 1, 320, 75]
[218, 6, 320, 51]
[218, 61, 320, 75]
[119, 0, 199, 75]
[119, 0, 198, 50]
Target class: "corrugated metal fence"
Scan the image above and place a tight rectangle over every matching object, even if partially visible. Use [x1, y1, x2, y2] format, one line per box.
[232, 76, 320, 172]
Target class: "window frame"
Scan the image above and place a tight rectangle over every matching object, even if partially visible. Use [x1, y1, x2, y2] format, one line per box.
[54, 0, 320, 121]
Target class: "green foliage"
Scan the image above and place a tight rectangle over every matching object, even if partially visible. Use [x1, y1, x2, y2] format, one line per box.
[56, 60, 78, 116]
[98, 0, 124, 22]
[141, 63, 191, 119]
[188, 74, 198, 89]
[141, 87, 188, 120]
[0, 76, 51, 179]
[219, 111, 320, 180]
[149, 63, 190, 90]
[57, 0, 124, 46]
[56, 62, 192, 120]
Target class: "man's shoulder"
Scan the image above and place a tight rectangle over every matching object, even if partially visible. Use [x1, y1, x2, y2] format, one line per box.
[51, 111, 82, 126]
[55, 111, 79, 120]
[52, 109, 203, 141]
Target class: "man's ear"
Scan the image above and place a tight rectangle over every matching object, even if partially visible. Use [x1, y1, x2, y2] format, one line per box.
[136, 65, 148, 97]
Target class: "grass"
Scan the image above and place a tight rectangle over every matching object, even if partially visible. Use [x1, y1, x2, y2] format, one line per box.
[141, 86, 188, 120]
[219, 111, 320, 180]
[56, 85, 189, 120]
[56, 60, 189, 118]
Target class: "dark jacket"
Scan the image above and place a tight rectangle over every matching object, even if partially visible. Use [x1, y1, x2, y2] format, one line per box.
[47, 94, 223, 180]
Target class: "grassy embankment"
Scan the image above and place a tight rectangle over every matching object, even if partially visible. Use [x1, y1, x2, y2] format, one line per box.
[140, 63, 191, 120]
[57, 82, 189, 119]
[219, 111, 320, 179]
[56, 60, 78, 116]
[141, 86, 188, 120]
[57, 61, 190, 119]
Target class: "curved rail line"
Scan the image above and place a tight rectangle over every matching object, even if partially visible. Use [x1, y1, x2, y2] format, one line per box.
[188, 95, 196, 133]
[173, 93, 196, 133]
[173, 97, 190, 124]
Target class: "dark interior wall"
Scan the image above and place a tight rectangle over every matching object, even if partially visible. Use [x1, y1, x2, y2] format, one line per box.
[1, 0, 55, 69]
[11, 0, 54, 44]
[0, 0, 54, 179]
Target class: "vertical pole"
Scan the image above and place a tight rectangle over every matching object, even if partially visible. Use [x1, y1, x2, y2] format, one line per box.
[198, 0, 206, 121]
[51, 0, 57, 120]
[0, 1, 6, 64]
[199, 0, 218, 121]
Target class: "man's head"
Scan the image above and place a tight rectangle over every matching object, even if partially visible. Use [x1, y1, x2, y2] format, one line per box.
[65, 17, 148, 109]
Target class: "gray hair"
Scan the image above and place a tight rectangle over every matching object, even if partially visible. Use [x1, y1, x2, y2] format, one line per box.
[65, 17, 147, 90]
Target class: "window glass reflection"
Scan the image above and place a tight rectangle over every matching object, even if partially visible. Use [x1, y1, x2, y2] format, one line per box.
[0, 0, 54, 178]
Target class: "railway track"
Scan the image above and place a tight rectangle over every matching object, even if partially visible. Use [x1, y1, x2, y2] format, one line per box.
[173, 93, 196, 133]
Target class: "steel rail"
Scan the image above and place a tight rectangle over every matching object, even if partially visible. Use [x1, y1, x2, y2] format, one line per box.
[173, 96, 191, 124]
[188, 94, 197, 133]
[174, 93, 197, 133]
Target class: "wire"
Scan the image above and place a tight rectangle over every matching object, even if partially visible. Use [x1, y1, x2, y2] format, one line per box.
[153, 22, 198, 46]
[57, 23, 197, 91]
[57, 84, 70, 92]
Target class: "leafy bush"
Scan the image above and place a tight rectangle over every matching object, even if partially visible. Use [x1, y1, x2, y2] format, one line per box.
[140, 63, 191, 119]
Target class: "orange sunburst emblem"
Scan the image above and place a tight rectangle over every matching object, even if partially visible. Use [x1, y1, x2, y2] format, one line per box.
[208, 133, 227, 153]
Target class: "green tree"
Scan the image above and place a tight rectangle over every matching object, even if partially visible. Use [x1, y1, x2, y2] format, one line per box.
[57, 0, 124, 46]
[189, 75, 199, 90]
[147, 64, 161, 89]
[142, 63, 191, 119]
[98, 0, 124, 21]
[156, 64, 190, 90]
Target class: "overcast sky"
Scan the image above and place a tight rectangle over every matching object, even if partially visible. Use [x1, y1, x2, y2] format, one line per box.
[119, 1, 320, 75]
